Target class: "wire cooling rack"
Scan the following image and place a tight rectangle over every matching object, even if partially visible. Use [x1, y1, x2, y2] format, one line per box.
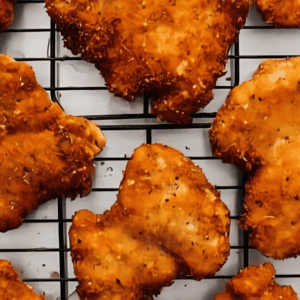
[1, 1, 300, 299]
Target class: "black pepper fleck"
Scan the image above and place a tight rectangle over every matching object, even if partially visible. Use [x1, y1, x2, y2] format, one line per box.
[255, 200, 263, 207]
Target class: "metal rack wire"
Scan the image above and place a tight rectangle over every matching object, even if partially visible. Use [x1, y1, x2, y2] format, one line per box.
[1, 1, 300, 299]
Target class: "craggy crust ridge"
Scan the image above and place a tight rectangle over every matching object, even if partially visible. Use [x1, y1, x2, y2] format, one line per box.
[0, 55, 106, 232]
[0, 259, 46, 300]
[210, 57, 300, 259]
[0, 0, 16, 32]
[45, 0, 249, 124]
[253, 0, 300, 28]
[214, 263, 298, 300]
[69, 143, 230, 299]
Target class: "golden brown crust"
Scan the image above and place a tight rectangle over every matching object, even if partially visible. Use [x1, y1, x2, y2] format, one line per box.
[0, 54, 106, 232]
[253, 0, 300, 28]
[0, 0, 16, 32]
[210, 57, 300, 259]
[214, 263, 298, 300]
[0, 259, 46, 300]
[69, 143, 230, 299]
[241, 152, 300, 259]
[70, 209, 178, 300]
[45, 0, 249, 124]
[117, 143, 230, 280]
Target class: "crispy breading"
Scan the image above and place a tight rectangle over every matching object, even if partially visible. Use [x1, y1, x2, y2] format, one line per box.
[253, 0, 300, 28]
[117, 143, 230, 279]
[45, 0, 249, 124]
[0, 259, 46, 300]
[210, 57, 300, 259]
[69, 144, 230, 299]
[0, 0, 16, 32]
[0, 55, 106, 232]
[214, 263, 298, 300]
[70, 210, 178, 300]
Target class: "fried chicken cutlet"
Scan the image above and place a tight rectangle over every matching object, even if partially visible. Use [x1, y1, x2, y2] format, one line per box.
[0, 0, 17, 32]
[69, 143, 230, 299]
[70, 210, 178, 300]
[45, 0, 249, 124]
[0, 54, 106, 232]
[210, 57, 300, 259]
[0, 259, 46, 300]
[214, 263, 298, 300]
[253, 0, 300, 27]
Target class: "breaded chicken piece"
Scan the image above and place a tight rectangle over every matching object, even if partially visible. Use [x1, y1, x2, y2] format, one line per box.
[210, 57, 300, 259]
[214, 263, 298, 300]
[45, 0, 249, 124]
[0, 259, 46, 300]
[253, 0, 300, 28]
[0, 55, 106, 232]
[69, 144, 230, 299]
[70, 210, 178, 300]
[117, 143, 230, 279]
[0, 0, 16, 32]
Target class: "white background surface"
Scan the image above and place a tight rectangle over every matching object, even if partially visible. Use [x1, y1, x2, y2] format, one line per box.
[0, 2, 300, 299]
